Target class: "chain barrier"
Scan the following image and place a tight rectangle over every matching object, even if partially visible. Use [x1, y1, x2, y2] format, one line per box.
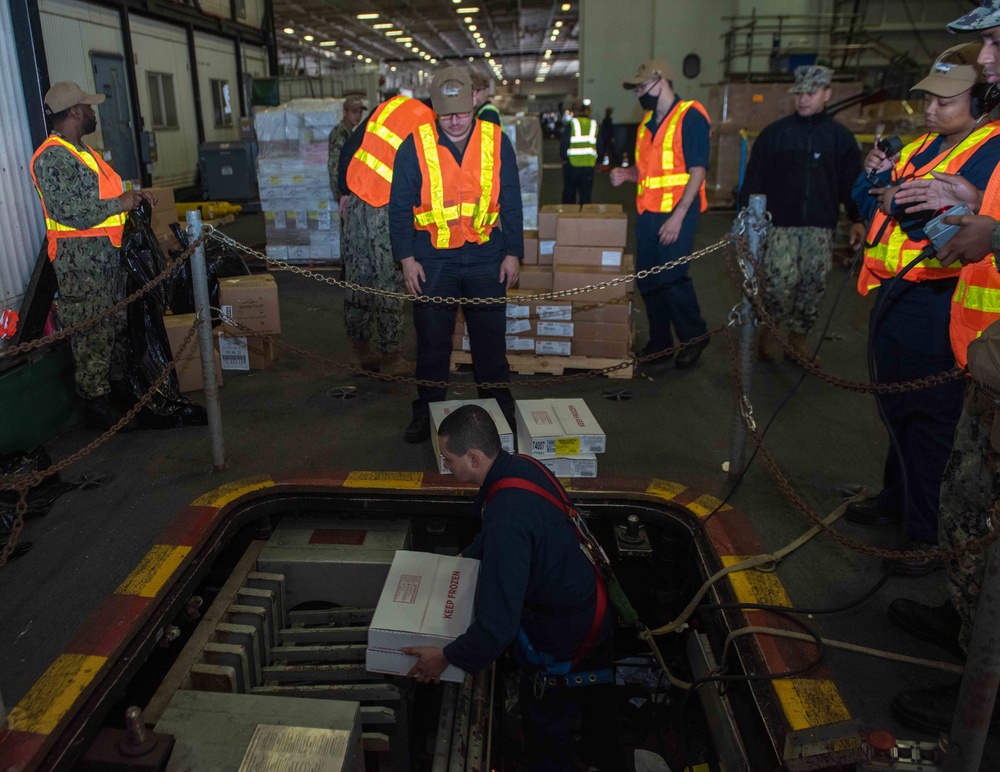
[723, 323, 1000, 562]
[0, 319, 201, 567]
[215, 308, 727, 389]
[730, 233, 966, 395]
[209, 230, 734, 306]
[0, 232, 206, 361]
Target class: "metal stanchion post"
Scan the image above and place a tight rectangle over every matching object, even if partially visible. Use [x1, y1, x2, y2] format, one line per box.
[186, 210, 226, 471]
[728, 194, 765, 480]
[944, 538, 1000, 771]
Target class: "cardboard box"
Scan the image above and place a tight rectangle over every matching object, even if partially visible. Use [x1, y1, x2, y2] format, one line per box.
[572, 299, 632, 325]
[144, 186, 180, 237]
[516, 266, 553, 291]
[535, 453, 598, 478]
[536, 320, 574, 338]
[535, 338, 572, 356]
[573, 337, 632, 359]
[452, 335, 535, 352]
[217, 335, 278, 371]
[573, 320, 631, 341]
[555, 213, 628, 248]
[523, 230, 539, 265]
[534, 302, 572, 321]
[430, 399, 513, 474]
[163, 314, 224, 393]
[538, 204, 580, 240]
[366, 550, 480, 683]
[552, 266, 629, 303]
[515, 398, 607, 457]
[580, 203, 623, 214]
[553, 245, 624, 270]
[219, 274, 281, 336]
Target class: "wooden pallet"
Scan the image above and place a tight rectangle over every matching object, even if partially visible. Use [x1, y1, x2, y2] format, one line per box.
[450, 351, 633, 379]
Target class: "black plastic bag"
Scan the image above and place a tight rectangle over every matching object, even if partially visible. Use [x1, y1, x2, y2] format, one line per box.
[116, 204, 208, 429]
[166, 221, 250, 318]
[0, 448, 71, 530]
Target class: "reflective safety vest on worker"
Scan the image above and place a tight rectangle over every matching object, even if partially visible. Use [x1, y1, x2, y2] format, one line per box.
[347, 95, 435, 208]
[634, 100, 711, 215]
[411, 120, 502, 250]
[567, 117, 598, 168]
[951, 161, 1000, 368]
[860, 124, 1000, 296]
[29, 134, 126, 262]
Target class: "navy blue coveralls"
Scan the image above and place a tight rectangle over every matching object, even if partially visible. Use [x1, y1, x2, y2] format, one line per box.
[389, 120, 523, 422]
[636, 96, 711, 353]
[851, 132, 1000, 543]
[444, 451, 617, 771]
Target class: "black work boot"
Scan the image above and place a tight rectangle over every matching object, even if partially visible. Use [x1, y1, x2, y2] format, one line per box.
[887, 598, 964, 657]
[892, 681, 1000, 735]
[404, 415, 431, 444]
[84, 396, 137, 432]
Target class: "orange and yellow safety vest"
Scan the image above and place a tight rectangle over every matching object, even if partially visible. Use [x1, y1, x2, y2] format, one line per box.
[29, 134, 126, 262]
[859, 124, 1000, 295]
[635, 100, 711, 215]
[412, 120, 502, 250]
[346, 95, 435, 208]
[951, 162, 1000, 368]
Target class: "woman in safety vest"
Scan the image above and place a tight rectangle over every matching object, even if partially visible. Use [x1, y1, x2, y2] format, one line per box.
[845, 43, 1000, 575]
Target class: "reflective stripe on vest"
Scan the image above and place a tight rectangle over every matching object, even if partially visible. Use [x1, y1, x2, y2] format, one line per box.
[950, 158, 1000, 367]
[859, 124, 1000, 296]
[412, 121, 502, 250]
[478, 103, 502, 124]
[568, 117, 598, 167]
[29, 134, 126, 262]
[346, 96, 434, 207]
[634, 100, 710, 214]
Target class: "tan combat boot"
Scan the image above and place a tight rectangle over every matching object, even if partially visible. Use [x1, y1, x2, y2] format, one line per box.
[379, 352, 414, 377]
[785, 331, 820, 366]
[756, 326, 780, 361]
[350, 341, 379, 371]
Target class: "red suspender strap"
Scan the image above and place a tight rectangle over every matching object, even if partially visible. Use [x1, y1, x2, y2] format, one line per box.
[484, 458, 608, 670]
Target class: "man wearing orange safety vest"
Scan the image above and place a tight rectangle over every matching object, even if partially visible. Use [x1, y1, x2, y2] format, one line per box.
[30, 82, 155, 430]
[845, 45, 1000, 577]
[388, 67, 522, 444]
[612, 59, 711, 368]
[858, 1, 1000, 734]
[338, 93, 435, 375]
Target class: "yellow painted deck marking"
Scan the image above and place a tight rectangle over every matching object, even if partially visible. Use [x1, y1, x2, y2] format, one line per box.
[343, 471, 424, 489]
[772, 678, 851, 731]
[5, 654, 107, 734]
[115, 544, 191, 597]
[192, 476, 275, 508]
[687, 493, 732, 518]
[720, 555, 792, 607]
[645, 479, 687, 500]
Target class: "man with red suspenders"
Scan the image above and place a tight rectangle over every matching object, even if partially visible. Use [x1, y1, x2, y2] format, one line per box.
[404, 404, 619, 770]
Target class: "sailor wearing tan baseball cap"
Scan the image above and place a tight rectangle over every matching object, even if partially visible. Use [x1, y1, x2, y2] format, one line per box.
[911, 43, 984, 99]
[430, 66, 474, 116]
[622, 59, 672, 90]
[43, 81, 105, 116]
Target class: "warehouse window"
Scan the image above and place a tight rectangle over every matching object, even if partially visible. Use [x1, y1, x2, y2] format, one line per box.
[211, 79, 234, 127]
[147, 72, 178, 129]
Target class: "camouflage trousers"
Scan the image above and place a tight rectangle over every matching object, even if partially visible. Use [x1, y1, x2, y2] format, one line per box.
[939, 386, 1000, 653]
[53, 241, 126, 399]
[760, 226, 833, 334]
[341, 196, 405, 354]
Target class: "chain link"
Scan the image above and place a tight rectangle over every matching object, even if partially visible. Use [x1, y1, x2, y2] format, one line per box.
[209, 230, 733, 305]
[0, 232, 206, 361]
[0, 320, 201, 567]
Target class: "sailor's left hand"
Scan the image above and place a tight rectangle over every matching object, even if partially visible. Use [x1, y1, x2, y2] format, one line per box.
[403, 646, 449, 683]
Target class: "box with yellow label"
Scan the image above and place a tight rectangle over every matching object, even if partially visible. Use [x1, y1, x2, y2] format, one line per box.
[514, 398, 606, 457]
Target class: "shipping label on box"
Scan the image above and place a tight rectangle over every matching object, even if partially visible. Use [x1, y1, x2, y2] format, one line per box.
[218, 335, 250, 371]
[534, 303, 572, 321]
[539, 240, 556, 256]
[367, 550, 480, 683]
[507, 318, 534, 335]
[536, 338, 572, 356]
[537, 321, 574, 338]
[219, 275, 281, 336]
[515, 398, 607, 457]
[506, 336, 535, 351]
[265, 245, 288, 261]
[506, 302, 531, 318]
[536, 453, 598, 478]
[430, 399, 514, 473]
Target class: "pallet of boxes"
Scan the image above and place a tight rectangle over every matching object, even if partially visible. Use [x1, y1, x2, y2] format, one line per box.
[255, 99, 343, 267]
[451, 203, 634, 378]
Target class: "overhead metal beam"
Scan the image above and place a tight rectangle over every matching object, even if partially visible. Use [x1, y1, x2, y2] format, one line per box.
[85, 0, 267, 48]
[10, 0, 50, 148]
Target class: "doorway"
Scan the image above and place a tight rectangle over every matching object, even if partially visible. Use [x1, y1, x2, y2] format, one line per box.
[90, 53, 138, 181]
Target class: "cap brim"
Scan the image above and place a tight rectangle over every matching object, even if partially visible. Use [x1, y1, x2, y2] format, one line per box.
[948, 7, 1000, 32]
[788, 84, 829, 93]
[623, 79, 641, 90]
[79, 93, 106, 105]
[910, 74, 974, 98]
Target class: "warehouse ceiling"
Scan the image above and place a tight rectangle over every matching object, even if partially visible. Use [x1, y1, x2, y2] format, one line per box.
[272, 0, 579, 84]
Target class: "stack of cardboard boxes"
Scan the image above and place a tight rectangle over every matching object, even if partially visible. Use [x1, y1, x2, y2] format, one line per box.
[451, 204, 634, 368]
[514, 398, 606, 478]
[255, 99, 344, 266]
[143, 186, 182, 255]
[216, 274, 281, 373]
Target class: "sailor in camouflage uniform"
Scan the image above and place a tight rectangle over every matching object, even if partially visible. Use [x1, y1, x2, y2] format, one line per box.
[29, 82, 154, 430]
[327, 95, 365, 202]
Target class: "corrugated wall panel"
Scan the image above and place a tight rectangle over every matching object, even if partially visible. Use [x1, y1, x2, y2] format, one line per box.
[0, 0, 46, 311]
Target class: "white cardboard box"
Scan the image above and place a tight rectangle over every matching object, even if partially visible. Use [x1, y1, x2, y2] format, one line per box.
[535, 453, 598, 478]
[515, 398, 607, 456]
[430, 399, 514, 474]
[366, 550, 480, 683]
